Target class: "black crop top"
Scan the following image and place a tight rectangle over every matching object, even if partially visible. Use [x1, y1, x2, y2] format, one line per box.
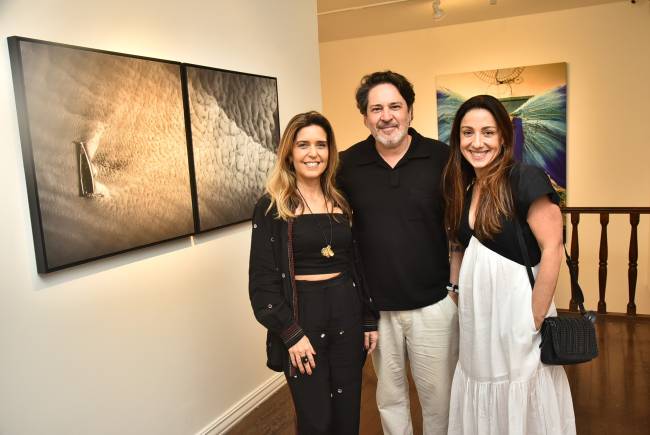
[293, 214, 352, 275]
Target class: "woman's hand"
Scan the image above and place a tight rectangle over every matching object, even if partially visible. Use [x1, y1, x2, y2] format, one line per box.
[364, 331, 378, 354]
[288, 336, 316, 375]
[533, 312, 545, 331]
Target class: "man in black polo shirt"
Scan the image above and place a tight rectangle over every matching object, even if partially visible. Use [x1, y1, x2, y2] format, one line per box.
[338, 71, 460, 435]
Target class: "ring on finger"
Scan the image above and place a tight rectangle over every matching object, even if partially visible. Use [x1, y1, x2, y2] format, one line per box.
[301, 356, 309, 364]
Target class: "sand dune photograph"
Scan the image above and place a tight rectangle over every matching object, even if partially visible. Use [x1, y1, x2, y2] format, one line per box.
[185, 65, 279, 232]
[9, 37, 195, 272]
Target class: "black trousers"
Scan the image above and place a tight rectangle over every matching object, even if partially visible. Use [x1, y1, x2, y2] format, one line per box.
[285, 272, 366, 435]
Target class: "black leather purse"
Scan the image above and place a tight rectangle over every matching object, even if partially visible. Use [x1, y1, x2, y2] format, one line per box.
[514, 218, 598, 365]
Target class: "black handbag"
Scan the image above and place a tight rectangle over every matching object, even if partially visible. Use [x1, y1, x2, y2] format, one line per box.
[514, 218, 598, 365]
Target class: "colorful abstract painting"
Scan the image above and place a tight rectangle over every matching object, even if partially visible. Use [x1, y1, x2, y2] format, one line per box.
[436, 62, 567, 203]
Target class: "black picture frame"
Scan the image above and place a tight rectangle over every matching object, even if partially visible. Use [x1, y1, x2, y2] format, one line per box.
[8, 36, 196, 273]
[183, 63, 280, 233]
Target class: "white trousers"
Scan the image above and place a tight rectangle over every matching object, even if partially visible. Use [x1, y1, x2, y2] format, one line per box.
[372, 295, 459, 435]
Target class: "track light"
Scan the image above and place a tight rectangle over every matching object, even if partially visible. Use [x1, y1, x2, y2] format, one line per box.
[432, 0, 446, 21]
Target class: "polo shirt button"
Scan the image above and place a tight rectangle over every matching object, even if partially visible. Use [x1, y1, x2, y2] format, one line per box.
[339, 330, 344, 335]
[253, 224, 257, 229]
[320, 333, 326, 338]
[270, 236, 275, 242]
[267, 304, 273, 309]
[281, 273, 286, 278]
[352, 282, 356, 287]
[337, 388, 343, 394]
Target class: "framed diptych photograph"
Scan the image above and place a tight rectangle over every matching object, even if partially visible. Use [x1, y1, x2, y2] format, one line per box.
[8, 36, 282, 273]
[436, 62, 567, 204]
[184, 64, 280, 232]
[8, 37, 195, 272]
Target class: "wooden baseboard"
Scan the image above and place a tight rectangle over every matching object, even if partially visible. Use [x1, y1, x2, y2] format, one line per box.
[197, 373, 286, 435]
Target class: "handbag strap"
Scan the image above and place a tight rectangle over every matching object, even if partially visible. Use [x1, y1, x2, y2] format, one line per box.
[287, 218, 299, 377]
[287, 218, 299, 323]
[513, 215, 588, 314]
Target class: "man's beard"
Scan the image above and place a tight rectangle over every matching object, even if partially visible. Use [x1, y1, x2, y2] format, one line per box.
[375, 123, 408, 149]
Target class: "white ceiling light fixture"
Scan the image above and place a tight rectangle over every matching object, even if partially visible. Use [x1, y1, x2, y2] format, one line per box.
[432, 0, 446, 21]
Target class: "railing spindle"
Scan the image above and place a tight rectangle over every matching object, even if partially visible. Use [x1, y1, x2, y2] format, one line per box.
[570, 212, 580, 312]
[560, 207, 649, 318]
[627, 213, 639, 315]
[598, 213, 609, 314]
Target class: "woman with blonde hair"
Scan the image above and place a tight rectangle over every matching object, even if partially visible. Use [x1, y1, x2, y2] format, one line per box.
[442, 95, 575, 434]
[249, 111, 378, 434]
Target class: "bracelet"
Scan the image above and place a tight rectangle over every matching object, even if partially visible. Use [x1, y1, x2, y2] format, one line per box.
[446, 283, 459, 293]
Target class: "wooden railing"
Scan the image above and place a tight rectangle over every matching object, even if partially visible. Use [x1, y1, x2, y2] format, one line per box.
[562, 207, 650, 316]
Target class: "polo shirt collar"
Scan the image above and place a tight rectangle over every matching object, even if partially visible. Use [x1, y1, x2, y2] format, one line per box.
[354, 127, 431, 166]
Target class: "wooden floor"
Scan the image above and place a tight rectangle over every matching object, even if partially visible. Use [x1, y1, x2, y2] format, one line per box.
[227, 315, 650, 435]
[564, 315, 650, 435]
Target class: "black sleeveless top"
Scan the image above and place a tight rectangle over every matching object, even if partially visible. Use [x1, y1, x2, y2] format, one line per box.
[458, 163, 560, 266]
[293, 214, 352, 275]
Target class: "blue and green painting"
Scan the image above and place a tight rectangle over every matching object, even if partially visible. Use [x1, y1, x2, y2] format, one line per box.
[436, 63, 567, 204]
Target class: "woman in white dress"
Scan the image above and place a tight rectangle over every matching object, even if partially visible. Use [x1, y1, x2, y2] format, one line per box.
[442, 95, 576, 435]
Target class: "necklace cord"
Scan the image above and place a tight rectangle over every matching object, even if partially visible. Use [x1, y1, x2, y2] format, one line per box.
[296, 188, 334, 257]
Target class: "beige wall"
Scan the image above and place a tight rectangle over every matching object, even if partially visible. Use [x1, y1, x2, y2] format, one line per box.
[320, 2, 650, 314]
[0, 1, 321, 434]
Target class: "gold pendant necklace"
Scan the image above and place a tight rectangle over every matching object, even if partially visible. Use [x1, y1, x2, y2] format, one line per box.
[321, 245, 335, 258]
[297, 188, 335, 258]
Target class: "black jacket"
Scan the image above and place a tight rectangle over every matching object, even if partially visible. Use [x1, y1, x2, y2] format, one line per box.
[248, 195, 378, 372]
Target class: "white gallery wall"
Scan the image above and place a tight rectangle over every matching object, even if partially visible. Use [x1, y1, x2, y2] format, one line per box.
[0, 1, 321, 434]
[320, 1, 650, 315]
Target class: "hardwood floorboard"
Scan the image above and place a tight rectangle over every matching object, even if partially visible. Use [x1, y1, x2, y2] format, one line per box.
[228, 316, 650, 434]
[564, 316, 650, 435]
[226, 383, 295, 435]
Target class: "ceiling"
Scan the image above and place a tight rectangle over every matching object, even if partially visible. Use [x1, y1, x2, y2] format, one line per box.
[317, 0, 627, 42]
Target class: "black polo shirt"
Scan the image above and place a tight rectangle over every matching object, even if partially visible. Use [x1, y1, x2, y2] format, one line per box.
[338, 128, 450, 311]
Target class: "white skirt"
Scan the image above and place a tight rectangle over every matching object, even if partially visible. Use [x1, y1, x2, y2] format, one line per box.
[448, 237, 576, 435]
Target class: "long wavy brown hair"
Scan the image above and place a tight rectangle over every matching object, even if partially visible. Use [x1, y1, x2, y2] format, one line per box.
[442, 95, 515, 242]
[265, 111, 351, 221]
